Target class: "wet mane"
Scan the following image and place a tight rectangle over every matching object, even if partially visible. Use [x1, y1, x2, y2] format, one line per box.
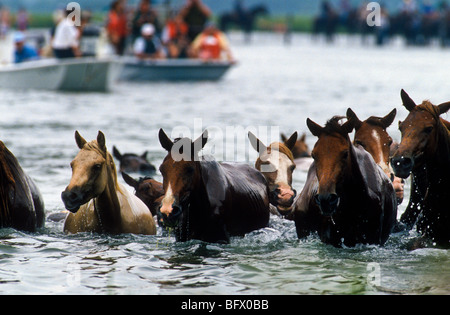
[417, 100, 442, 122]
[82, 140, 122, 193]
[322, 116, 350, 138]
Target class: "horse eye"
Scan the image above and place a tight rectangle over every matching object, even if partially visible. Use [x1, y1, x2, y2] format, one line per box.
[342, 150, 349, 159]
[185, 166, 195, 175]
[355, 140, 365, 148]
[94, 164, 102, 170]
[289, 165, 296, 171]
[424, 126, 433, 134]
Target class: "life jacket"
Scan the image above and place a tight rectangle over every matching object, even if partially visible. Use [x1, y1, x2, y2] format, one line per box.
[199, 32, 221, 59]
[166, 20, 188, 41]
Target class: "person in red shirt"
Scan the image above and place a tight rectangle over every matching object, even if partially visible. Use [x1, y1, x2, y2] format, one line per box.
[106, 0, 128, 55]
[162, 13, 189, 58]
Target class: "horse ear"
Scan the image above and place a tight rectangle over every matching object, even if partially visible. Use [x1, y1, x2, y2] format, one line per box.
[75, 130, 87, 149]
[401, 89, 416, 112]
[159, 128, 174, 152]
[280, 133, 287, 142]
[283, 131, 298, 151]
[306, 118, 323, 137]
[346, 108, 362, 130]
[341, 119, 355, 134]
[122, 172, 138, 189]
[112, 146, 122, 160]
[97, 131, 106, 152]
[141, 151, 149, 159]
[248, 131, 267, 153]
[192, 129, 208, 155]
[381, 108, 397, 128]
[437, 101, 450, 115]
[300, 133, 306, 142]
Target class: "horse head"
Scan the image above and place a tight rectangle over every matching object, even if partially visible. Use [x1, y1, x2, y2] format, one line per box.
[307, 116, 354, 217]
[157, 128, 208, 227]
[392, 89, 450, 178]
[347, 108, 396, 176]
[249, 131, 297, 215]
[112, 146, 156, 175]
[281, 132, 310, 159]
[122, 173, 164, 216]
[61, 131, 117, 213]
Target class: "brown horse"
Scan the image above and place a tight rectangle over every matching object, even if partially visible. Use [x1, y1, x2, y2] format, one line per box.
[391, 90, 450, 247]
[249, 131, 297, 217]
[61, 131, 156, 235]
[293, 116, 397, 247]
[122, 172, 164, 217]
[346, 108, 405, 205]
[281, 132, 310, 159]
[112, 146, 156, 175]
[0, 141, 45, 232]
[158, 128, 270, 243]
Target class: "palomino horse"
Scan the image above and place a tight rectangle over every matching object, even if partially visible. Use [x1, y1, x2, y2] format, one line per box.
[293, 116, 397, 247]
[391, 90, 450, 247]
[158, 128, 270, 243]
[248, 131, 297, 218]
[112, 145, 156, 175]
[122, 172, 164, 217]
[61, 131, 156, 235]
[0, 141, 45, 231]
[346, 108, 405, 205]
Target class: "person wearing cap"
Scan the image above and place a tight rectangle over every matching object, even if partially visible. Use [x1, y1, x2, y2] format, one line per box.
[190, 21, 233, 61]
[14, 32, 39, 63]
[133, 23, 165, 59]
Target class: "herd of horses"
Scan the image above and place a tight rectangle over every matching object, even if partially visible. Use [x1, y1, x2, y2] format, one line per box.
[1, 89, 449, 248]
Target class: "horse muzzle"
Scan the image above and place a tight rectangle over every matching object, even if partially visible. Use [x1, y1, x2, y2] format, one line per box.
[270, 186, 296, 215]
[61, 189, 85, 213]
[314, 193, 339, 217]
[157, 203, 183, 228]
[391, 156, 414, 179]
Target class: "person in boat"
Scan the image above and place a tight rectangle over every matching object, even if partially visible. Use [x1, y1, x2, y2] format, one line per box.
[179, 0, 212, 42]
[13, 32, 39, 63]
[51, 8, 82, 58]
[131, 0, 161, 42]
[190, 21, 234, 61]
[106, 0, 129, 56]
[133, 23, 165, 60]
[162, 12, 190, 58]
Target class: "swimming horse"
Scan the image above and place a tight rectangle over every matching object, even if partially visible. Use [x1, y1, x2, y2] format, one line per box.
[248, 131, 298, 218]
[157, 129, 270, 243]
[391, 90, 450, 247]
[293, 116, 397, 247]
[346, 108, 405, 205]
[281, 132, 313, 171]
[61, 131, 156, 235]
[112, 145, 156, 176]
[0, 140, 45, 231]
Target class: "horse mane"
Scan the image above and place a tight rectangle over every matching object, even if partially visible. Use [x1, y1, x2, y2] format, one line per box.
[323, 116, 351, 138]
[267, 142, 294, 162]
[417, 101, 444, 122]
[0, 141, 18, 224]
[83, 140, 122, 194]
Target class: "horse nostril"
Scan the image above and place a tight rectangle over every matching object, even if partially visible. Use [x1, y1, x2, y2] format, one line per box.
[328, 194, 339, 207]
[314, 194, 321, 205]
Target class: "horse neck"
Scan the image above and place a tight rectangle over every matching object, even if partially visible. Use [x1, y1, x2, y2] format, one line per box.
[341, 142, 364, 194]
[94, 157, 122, 233]
[0, 144, 20, 227]
[423, 122, 450, 181]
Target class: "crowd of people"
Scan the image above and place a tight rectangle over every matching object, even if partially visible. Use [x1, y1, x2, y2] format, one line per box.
[10, 0, 235, 64]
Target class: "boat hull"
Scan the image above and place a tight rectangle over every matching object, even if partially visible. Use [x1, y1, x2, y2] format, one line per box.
[119, 58, 233, 82]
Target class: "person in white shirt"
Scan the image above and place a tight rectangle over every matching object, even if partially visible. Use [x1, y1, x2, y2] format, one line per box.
[133, 23, 165, 60]
[52, 9, 81, 58]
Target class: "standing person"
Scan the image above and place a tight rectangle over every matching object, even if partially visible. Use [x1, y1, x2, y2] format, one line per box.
[106, 0, 129, 55]
[190, 22, 234, 61]
[131, 0, 160, 41]
[180, 0, 212, 42]
[16, 7, 30, 31]
[162, 12, 189, 58]
[52, 9, 82, 58]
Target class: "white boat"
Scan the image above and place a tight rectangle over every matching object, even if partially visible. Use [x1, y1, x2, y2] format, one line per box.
[0, 57, 121, 92]
[119, 57, 234, 82]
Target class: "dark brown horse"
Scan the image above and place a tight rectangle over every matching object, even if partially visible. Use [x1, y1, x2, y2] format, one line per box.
[158, 128, 270, 243]
[346, 108, 404, 205]
[112, 146, 156, 175]
[0, 141, 45, 232]
[249, 131, 297, 217]
[281, 132, 310, 159]
[122, 173, 164, 217]
[391, 90, 450, 247]
[293, 116, 397, 247]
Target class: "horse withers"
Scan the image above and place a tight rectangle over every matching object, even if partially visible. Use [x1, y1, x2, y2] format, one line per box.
[61, 131, 156, 235]
[0, 141, 44, 232]
[157, 128, 270, 243]
[248, 131, 297, 218]
[391, 90, 450, 247]
[293, 116, 397, 247]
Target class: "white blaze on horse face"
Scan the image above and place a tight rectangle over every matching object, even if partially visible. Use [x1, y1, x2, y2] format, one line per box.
[266, 151, 293, 186]
[160, 183, 175, 215]
[371, 129, 390, 174]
